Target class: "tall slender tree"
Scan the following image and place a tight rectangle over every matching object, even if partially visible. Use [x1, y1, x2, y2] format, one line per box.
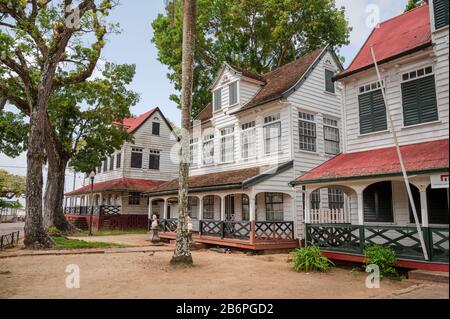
[170, 0, 197, 266]
[0, 0, 118, 248]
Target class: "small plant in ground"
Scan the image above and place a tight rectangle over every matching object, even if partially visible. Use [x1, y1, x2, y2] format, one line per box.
[363, 245, 398, 278]
[48, 226, 62, 237]
[290, 246, 334, 272]
[351, 268, 361, 277]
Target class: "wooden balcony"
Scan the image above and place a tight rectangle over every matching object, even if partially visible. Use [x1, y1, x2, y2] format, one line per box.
[64, 205, 122, 216]
[156, 219, 299, 251]
[305, 223, 449, 270]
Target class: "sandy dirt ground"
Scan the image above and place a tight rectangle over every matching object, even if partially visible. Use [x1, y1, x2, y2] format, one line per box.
[2, 249, 445, 299]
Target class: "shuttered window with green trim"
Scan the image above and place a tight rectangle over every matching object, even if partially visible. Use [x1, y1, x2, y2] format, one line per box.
[402, 75, 438, 126]
[358, 90, 387, 134]
[325, 69, 335, 93]
[363, 181, 394, 223]
[434, 0, 449, 30]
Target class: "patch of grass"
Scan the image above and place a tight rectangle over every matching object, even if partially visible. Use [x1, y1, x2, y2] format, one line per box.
[51, 237, 126, 250]
[74, 228, 147, 237]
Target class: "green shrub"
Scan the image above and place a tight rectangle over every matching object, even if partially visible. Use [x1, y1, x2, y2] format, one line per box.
[363, 245, 398, 277]
[290, 246, 334, 272]
[48, 226, 62, 236]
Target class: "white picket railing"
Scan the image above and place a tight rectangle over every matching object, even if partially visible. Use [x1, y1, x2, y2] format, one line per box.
[309, 208, 349, 224]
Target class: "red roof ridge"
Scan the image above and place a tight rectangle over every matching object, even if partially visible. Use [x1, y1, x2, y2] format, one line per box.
[377, 3, 429, 27]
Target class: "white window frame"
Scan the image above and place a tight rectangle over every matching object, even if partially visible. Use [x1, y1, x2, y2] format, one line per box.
[213, 88, 222, 112]
[263, 113, 282, 155]
[323, 117, 340, 155]
[190, 137, 199, 167]
[228, 81, 239, 106]
[202, 134, 215, 165]
[241, 121, 256, 160]
[298, 111, 317, 153]
[220, 127, 235, 163]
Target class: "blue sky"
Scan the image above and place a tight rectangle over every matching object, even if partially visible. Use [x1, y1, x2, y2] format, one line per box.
[0, 0, 409, 192]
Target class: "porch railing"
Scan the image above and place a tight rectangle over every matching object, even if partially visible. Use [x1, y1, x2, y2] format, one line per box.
[309, 208, 350, 224]
[64, 206, 122, 216]
[200, 220, 252, 240]
[0, 231, 20, 250]
[306, 223, 449, 263]
[157, 219, 295, 242]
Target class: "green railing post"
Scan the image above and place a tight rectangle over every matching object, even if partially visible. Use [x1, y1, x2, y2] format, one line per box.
[305, 224, 310, 247]
[359, 225, 365, 255]
[423, 227, 432, 261]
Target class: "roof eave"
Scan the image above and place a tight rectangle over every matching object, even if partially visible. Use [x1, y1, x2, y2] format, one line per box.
[289, 167, 449, 186]
[334, 42, 433, 81]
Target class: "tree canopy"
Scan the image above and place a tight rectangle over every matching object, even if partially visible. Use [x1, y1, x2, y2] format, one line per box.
[152, 0, 351, 116]
[0, 169, 26, 199]
[405, 0, 426, 12]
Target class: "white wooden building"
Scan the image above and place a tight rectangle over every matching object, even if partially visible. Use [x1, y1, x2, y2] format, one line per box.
[146, 46, 345, 250]
[64, 107, 179, 229]
[292, 1, 449, 269]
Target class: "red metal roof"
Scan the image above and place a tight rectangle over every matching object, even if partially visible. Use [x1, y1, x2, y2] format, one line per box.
[337, 4, 432, 80]
[121, 108, 156, 133]
[65, 178, 165, 196]
[293, 139, 449, 184]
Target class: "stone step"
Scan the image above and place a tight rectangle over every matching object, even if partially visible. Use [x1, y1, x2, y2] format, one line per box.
[408, 269, 449, 283]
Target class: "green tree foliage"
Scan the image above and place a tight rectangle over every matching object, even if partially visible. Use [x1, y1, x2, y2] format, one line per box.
[0, 169, 26, 199]
[405, 0, 426, 12]
[48, 62, 140, 174]
[0, 111, 28, 157]
[152, 0, 351, 116]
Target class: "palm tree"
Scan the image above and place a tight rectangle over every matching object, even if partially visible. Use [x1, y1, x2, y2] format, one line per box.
[170, 0, 197, 265]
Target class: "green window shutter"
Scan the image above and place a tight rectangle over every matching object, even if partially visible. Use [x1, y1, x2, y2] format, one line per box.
[325, 69, 335, 93]
[358, 90, 387, 134]
[434, 0, 449, 30]
[402, 75, 438, 126]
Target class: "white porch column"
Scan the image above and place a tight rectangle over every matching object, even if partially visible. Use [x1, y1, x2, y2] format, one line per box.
[163, 198, 168, 219]
[249, 194, 256, 222]
[220, 196, 226, 221]
[420, 189, 429, 227]
[357, 191, 364, 225]
[148, 198, 153, 218]
[99, 193, 103, 206]
[198, 196, 204, 220]
[304, 189, 311, 224]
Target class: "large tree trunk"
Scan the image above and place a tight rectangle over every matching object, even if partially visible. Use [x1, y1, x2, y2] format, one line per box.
[24, 107, 53, 249]
[43, 131, 75, 233]
[170, 0, 197, 266]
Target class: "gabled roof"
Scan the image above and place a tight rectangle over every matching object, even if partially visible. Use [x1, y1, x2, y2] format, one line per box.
[195, 46, 340, 122]
[65, 178, 165, 196]
[336, 4, 432, 80]
[291, 139, 449, 185]
[146, 161, 293, 196]
[234, 47, 327, 113]
[193, 103, 213, 124]
[120, 107, 176, 135]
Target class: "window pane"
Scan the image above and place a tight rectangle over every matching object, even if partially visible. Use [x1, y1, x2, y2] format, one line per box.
[214, 89, 222, 111]
[299, 119, 316, 152]
[325, 69, 335, 93]
[152, 122, 160, 135]
[229, 82, 238, 105]
[131, 149, 143, 168]
[116, 153, 122, 169]
[264, 122, 281, 154]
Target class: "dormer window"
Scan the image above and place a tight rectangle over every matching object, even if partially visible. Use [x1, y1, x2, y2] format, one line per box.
[213, 89, 222, 111]
[229, 82, 238, 106]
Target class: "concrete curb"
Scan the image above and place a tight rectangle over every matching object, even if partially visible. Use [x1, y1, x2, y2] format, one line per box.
[0, 246, 174, 259]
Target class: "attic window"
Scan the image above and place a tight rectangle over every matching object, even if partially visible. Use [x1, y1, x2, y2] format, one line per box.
[152, 122, 160, 135]
[213, 89, 222, 111]
[325, 69, 335, 93]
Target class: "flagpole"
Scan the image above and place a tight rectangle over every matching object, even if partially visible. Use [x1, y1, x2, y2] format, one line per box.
[370, 46, 429, 261]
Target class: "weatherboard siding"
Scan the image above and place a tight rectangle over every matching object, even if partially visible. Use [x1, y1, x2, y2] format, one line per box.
[341, 45, 449, 153]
